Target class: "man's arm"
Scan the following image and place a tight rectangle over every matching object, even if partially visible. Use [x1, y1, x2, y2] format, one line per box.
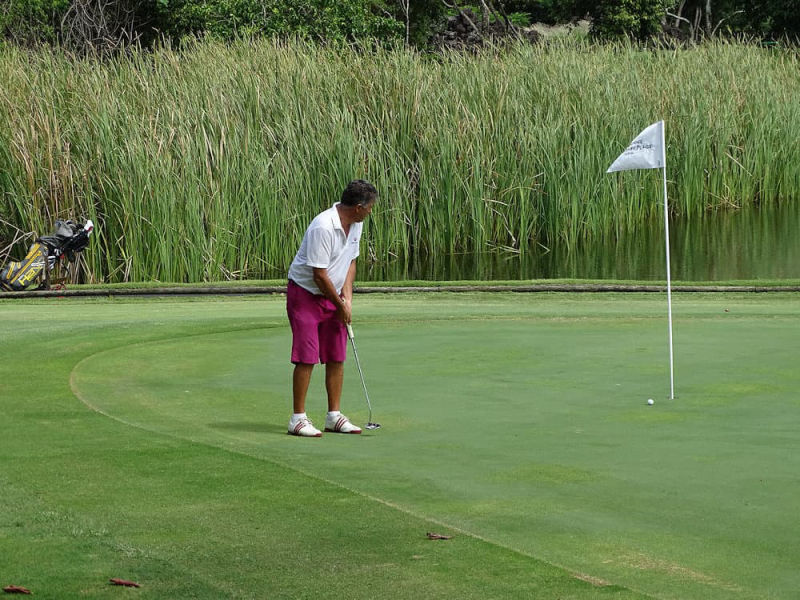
[340, 260, 357, 306]
[312, 267, 351, 324]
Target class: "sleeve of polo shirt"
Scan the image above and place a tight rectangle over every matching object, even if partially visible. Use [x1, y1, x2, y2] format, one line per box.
[350, 224, 362, 261]
[304, 226, 333, 268]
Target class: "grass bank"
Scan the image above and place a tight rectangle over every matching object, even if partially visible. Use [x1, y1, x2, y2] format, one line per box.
[2, 293, 800, 598]
[1, 278, 799, 299]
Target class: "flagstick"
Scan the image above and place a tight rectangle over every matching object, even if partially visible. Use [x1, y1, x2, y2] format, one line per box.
[660, 121, 675, 400]
[605, 120, 675, 399]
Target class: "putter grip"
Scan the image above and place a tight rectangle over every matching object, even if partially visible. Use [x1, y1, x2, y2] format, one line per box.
[346, 324, 354, 339]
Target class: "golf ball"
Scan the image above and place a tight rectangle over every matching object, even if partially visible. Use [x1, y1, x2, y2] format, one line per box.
[647, 398, 654, 405]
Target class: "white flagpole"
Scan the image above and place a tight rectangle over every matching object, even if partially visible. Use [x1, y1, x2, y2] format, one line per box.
[660, 121, 675, 399]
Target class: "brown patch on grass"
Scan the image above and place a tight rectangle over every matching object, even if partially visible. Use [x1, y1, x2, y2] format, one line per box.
[616, 552, 742, 592]
[572, 572, 612, 587]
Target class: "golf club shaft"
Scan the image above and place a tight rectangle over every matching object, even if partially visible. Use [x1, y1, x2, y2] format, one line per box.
[347, 325, 373, 422]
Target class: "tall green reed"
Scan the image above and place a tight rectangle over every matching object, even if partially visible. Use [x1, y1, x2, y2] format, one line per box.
[0, 38, 798, 282]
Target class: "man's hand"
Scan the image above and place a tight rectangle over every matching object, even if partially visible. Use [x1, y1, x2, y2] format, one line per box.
[337, 299, 352, 325]
[312, 267, 352, 324]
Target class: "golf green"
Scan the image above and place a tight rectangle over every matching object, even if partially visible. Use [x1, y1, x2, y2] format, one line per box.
[3, 292, 799, 598]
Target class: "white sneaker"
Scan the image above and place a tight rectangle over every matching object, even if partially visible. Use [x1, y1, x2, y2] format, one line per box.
[288, 417, 322, 437]
[324, 413, 362, 434]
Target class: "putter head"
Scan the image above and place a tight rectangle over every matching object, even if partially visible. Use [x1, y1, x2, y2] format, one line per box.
[365, 422, 381, 430]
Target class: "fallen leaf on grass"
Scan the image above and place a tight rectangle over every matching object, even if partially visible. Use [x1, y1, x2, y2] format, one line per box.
[3, 586, 31, 595]
[426, 532, 453, 540]
[109, 578, 140, 588]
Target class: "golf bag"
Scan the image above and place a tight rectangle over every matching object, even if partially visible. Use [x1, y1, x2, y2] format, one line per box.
[0, 220, 94, 291]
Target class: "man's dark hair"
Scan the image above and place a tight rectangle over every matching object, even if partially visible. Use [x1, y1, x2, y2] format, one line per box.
[341, 180, 378, 207]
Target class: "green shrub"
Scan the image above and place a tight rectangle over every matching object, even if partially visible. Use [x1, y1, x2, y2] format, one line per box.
[160, 0, 402, 42]
[590, 0, 667, 41]
[0, 0, 69, 45]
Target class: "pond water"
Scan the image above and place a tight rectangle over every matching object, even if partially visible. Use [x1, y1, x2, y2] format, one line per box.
[362, 201, 800, 282]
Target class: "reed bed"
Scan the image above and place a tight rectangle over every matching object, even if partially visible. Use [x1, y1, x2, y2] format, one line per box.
[1, 38, 798, 282]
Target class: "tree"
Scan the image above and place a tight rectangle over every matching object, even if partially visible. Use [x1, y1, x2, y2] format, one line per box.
[159, 0, 402, 43]
[498, 0, 589, 24]
[589, 0, 668, 41]
[2, 0, 797, 49]
[734, 0, 800, 39]
[664, 1, 800, 41]
[394, 0, 447, 46]
[60, 0, 161, 53]
[665, 0, 745, 40]
[0, 0, 69, 46]
[0, 0, 161, 52]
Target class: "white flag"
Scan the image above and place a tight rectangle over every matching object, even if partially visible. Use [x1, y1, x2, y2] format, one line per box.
[607, 121, 665, 173]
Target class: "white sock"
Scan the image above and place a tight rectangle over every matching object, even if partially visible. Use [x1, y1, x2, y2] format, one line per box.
[291, 412, 307, 424]
[327, 410, 341, 418]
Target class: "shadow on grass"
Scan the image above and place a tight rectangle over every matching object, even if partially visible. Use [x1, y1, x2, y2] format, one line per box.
[209, 422, 286, 435]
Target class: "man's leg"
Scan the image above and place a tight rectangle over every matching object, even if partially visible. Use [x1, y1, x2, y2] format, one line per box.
[293, 363, 314, 414]
[324, 361, 361, 434]
[289, 362, 321, 437]
[318, 306, 360, 434]
[324, 361, 344, 412]
[286, 281, 324, 436]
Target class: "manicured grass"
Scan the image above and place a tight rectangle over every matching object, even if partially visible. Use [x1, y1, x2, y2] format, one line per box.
[2, 292, 799, 598]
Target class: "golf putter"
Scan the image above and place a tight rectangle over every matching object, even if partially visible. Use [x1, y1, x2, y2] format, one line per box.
[346, 324, 381, 430]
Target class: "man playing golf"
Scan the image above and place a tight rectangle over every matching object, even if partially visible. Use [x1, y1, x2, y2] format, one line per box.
[286, 180, 378, 437]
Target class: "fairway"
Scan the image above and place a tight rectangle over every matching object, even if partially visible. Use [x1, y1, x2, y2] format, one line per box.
[2, 292, 799, 599]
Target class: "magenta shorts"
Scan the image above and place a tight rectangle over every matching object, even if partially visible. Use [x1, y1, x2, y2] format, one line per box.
[286, 279, 347, 364]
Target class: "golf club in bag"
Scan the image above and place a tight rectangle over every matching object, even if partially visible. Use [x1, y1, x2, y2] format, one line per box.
[0, 219, 94, 291]
[346, 324, 380, 430]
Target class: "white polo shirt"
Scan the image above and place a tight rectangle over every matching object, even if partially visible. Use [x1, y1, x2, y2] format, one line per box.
[288, 203, 362, 295]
